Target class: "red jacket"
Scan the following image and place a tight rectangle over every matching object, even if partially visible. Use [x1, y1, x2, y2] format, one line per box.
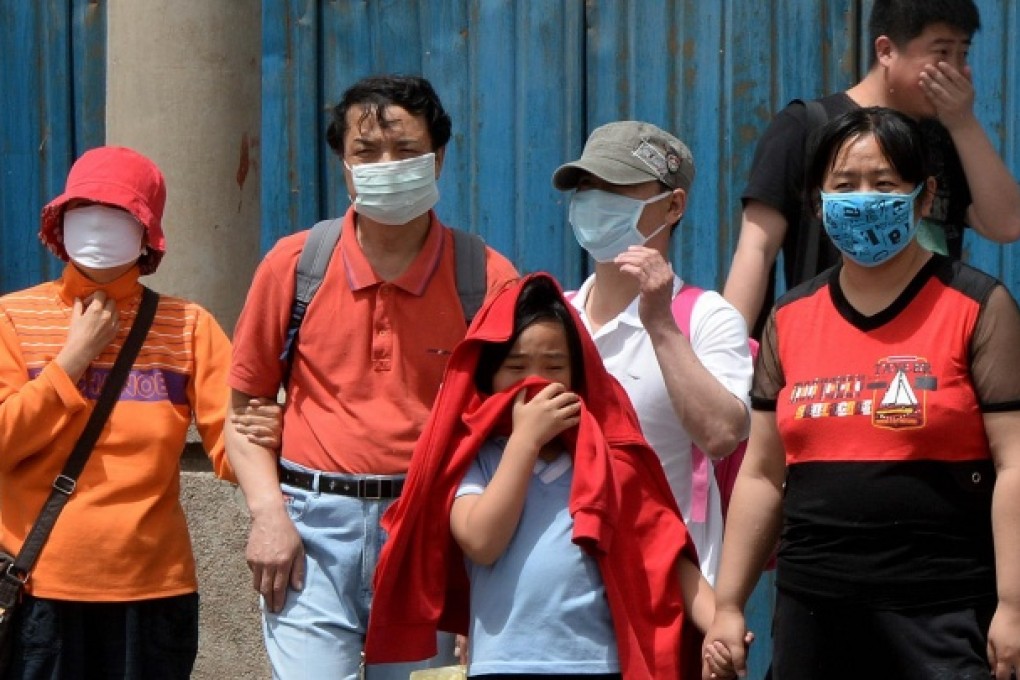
[365, 273, 701, 680]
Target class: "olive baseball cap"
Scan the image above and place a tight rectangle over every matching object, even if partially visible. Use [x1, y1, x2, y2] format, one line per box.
[552, 121, 695, 191]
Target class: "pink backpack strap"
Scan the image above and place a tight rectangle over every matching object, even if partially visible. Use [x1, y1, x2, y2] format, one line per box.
[570, 284, 714, 524]
[671, 284, 711, 524]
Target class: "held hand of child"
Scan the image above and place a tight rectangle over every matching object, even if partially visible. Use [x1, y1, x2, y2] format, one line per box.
[702, 631, 755, 679]
[701, 609, 751, 680]
[510, 383, 581, 450]
[232, 397, 284, 449]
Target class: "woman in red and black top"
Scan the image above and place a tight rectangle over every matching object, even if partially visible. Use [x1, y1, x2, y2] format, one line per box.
[703, 107, 1020, 680]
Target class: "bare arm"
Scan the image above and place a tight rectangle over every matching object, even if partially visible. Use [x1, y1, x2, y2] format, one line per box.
[984, 411, 1020, 679]
[225, 388, 304, 613]
[617, 247, 749, 459]
[722, 201, 789, 330]
[680, 555, 716, 634]
[921, 62, 1020, 243]
[702, 410, 786, 676]
[450, 385, 580, 565]
[0, 294, 116, 466]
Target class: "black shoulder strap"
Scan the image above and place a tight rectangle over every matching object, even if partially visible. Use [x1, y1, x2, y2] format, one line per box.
[452, 228, 487, 326]
[279, 221, 489, 385]
[5, 286, 159, 585]
[795, 98, 832, 284]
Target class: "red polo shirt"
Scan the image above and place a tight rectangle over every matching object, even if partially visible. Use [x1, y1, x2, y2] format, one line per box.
[230, 208, 517, 474]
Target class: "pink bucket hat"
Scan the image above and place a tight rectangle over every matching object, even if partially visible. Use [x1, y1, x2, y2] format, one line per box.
[39, 146, 167, 274]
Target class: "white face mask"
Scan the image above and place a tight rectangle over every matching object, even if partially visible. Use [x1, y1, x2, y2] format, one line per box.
[569, 189, 671, 262]
[62, 205, 145, 270]
[346, 153, 440, 225]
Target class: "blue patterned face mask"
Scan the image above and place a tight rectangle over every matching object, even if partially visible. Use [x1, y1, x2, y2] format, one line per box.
[569, 189, 670, 262]
[820, 184, 924, 267]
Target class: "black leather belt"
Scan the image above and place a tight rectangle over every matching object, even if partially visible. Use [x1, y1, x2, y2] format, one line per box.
[278, 465, 405, 499]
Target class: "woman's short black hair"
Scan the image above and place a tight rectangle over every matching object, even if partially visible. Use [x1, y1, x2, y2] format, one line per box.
[474, 277, 586, 395]
[805, 106, 930, 214]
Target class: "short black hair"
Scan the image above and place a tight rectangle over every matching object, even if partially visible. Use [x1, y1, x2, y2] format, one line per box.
[868, 0, 980, 66]
[325, 75, 452, 156]
[805, 106, 930, 215]
[474, 277, 586, 396]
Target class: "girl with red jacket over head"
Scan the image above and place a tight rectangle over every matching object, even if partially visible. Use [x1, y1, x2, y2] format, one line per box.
[365, 273, 744, 680]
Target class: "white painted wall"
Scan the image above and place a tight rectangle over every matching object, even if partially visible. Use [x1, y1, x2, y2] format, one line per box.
[106, 0, 261, 335]
[106, 4, 267, 677]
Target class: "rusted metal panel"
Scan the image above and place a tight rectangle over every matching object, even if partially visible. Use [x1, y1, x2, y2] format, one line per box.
[0, 0, 105, 294]
[962, 0, 1020, 290]
[260, 0, 322, 254]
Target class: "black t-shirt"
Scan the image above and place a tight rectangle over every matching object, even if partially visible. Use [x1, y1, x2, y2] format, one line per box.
[741, 93, 974, 335]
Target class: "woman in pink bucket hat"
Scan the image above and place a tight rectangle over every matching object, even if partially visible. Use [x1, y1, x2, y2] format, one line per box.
[0, 146, 279, 679]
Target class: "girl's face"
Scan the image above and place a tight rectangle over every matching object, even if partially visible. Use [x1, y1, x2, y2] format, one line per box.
[492, 319, 573, 393]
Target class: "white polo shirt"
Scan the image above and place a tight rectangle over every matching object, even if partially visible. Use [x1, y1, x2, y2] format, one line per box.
[570, 274, 752, 583]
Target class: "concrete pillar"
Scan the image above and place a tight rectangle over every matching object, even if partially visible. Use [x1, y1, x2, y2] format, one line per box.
[106, 3, 267, 678]
[106, 0, 261, 334]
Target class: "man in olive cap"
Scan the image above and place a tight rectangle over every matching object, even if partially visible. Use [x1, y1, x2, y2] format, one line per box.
[553, 121, 752, 583]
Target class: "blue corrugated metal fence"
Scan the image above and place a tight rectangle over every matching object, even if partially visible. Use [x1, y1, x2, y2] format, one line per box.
[0, 1, 105, 293]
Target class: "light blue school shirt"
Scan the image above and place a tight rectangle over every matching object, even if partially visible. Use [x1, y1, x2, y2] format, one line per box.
[455, 437, 620, 676]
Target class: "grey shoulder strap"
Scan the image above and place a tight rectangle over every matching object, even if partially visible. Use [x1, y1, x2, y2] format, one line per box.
[295, 219, 343, 307]
[279, 218, 341, 366]
[451, 228, 488, 325]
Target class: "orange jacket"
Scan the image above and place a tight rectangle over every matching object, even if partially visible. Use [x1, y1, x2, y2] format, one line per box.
[0, 264, 231, 601]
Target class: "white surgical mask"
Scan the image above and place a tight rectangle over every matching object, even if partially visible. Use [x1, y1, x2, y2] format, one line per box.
[347, 153, 439, 225]
[569, 189, 671, 262]
[62, 205, 145, 269]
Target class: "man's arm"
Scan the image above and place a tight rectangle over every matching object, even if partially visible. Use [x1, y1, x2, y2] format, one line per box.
[226, 388, 304, 613]
[617, 247, 750, 459]
[921, 62, 1020, 243]
[722, 201, 789, 330]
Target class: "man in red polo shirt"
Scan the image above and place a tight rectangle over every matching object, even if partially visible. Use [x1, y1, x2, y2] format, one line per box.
[226, 75, 517, 679]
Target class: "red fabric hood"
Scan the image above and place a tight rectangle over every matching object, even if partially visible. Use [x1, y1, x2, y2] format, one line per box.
[40, 146, 167, 275]
[366, 272, 700, 679]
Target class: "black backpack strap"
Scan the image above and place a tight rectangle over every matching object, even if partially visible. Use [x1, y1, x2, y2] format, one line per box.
[4, 286, 159, 588]
[452, 229, 487, 325]
[795, 98, 831, 284]
[279, 219, 342, 378]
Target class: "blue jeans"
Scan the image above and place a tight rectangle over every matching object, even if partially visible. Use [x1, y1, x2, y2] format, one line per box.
[264, 460, 456, 680]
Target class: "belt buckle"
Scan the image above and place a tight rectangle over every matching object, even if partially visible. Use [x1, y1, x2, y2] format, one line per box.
[362, 478, 383, 500]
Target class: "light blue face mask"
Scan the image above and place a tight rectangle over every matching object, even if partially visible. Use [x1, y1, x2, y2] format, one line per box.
[820, 184, 924, 267]
[568, 188, 671, 263]
[345, 153, 439, 225]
